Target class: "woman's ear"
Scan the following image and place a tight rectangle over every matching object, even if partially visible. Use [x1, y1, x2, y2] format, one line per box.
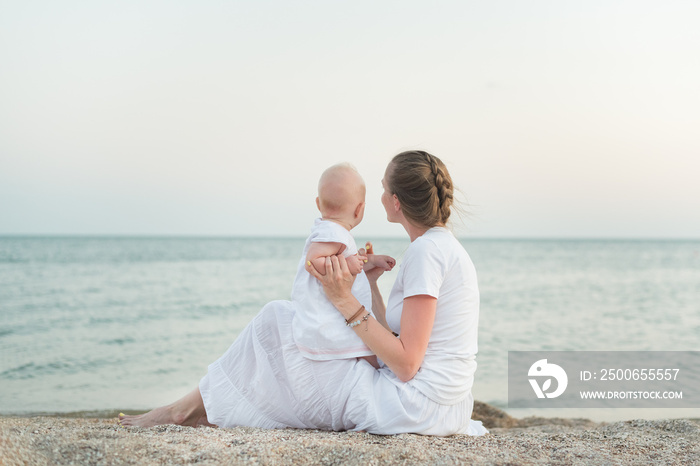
[393, 194, 401, 213]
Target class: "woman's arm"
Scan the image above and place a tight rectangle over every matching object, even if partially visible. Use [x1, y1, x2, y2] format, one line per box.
[368, 279, 389, 330]
[307, 255, 436, 382]
[355, 294, 435, 381]
[362, 251, 395, 331]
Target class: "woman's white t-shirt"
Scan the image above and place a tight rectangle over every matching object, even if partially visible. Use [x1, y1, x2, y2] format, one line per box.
[385, 227, 480, 405]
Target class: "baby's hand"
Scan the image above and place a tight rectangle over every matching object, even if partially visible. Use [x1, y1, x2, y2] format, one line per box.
[346, 254, 366, 275]
[372, 254, 396, 271]
[363, 254, 395, 282]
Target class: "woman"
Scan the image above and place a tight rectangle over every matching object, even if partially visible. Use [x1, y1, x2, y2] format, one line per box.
[120, 150, 487, 436]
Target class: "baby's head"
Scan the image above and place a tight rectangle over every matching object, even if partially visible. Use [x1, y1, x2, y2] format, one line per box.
[316, 163, 366, 230]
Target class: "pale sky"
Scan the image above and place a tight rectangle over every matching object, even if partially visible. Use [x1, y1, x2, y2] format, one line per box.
[1, 1, 699, 238]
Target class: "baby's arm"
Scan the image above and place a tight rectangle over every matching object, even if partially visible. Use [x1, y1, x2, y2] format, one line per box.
[306, 242, 367, 276]
[306, 242, 345, 276]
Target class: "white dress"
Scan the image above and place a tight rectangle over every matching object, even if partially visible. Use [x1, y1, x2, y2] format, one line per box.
[199, 228, 488, 436]
[291, 218, 374, 360]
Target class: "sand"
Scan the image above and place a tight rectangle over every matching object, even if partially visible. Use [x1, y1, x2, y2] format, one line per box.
[2, 403, 699, 465]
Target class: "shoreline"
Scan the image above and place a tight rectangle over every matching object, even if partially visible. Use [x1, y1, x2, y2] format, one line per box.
[2, 403, 699, 465]
[0, 402, 604, 428]
[5, 404, 698, 426]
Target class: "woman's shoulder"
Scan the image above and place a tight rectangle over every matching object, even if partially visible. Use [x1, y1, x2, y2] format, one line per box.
[412, 227, 462, 252]
[408, 228, 472, 270]
[402, 228, 455, 266]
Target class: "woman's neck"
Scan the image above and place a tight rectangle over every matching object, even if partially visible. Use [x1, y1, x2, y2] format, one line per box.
[402, 220, 445, 242]
[402, 221, 429, 242]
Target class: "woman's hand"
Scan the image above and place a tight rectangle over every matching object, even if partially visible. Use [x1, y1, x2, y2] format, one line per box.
[306, 254, 357, 318]
[365, 264, 386, 283]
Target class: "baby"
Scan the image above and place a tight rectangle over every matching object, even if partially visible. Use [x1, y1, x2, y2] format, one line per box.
[291, 163, 395, 368]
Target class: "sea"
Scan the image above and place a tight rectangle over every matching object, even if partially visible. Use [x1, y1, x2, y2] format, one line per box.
[1, 236, 699, 422]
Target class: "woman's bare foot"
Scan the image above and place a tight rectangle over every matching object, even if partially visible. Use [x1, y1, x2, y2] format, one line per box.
[118, 388, 215, 428]
[119, 406, 176, 428]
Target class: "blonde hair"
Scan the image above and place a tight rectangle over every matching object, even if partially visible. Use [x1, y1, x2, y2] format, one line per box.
[387, 150, 454, 228]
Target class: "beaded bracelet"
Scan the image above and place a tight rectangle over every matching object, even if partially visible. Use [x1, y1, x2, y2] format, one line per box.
[345, 305, 365, 326]
[348, 312, 370, 330]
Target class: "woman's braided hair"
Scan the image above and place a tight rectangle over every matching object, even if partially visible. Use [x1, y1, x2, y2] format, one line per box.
[387, 150, 454, 228]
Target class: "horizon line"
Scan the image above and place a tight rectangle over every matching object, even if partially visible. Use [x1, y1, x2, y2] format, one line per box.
[1, 233, 699, 241]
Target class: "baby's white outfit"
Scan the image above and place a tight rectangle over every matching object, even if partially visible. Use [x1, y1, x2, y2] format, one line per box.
[291, 218, 374, 360]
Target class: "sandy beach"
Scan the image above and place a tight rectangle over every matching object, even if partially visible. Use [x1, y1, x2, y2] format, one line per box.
[2, 402, 698, 465]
